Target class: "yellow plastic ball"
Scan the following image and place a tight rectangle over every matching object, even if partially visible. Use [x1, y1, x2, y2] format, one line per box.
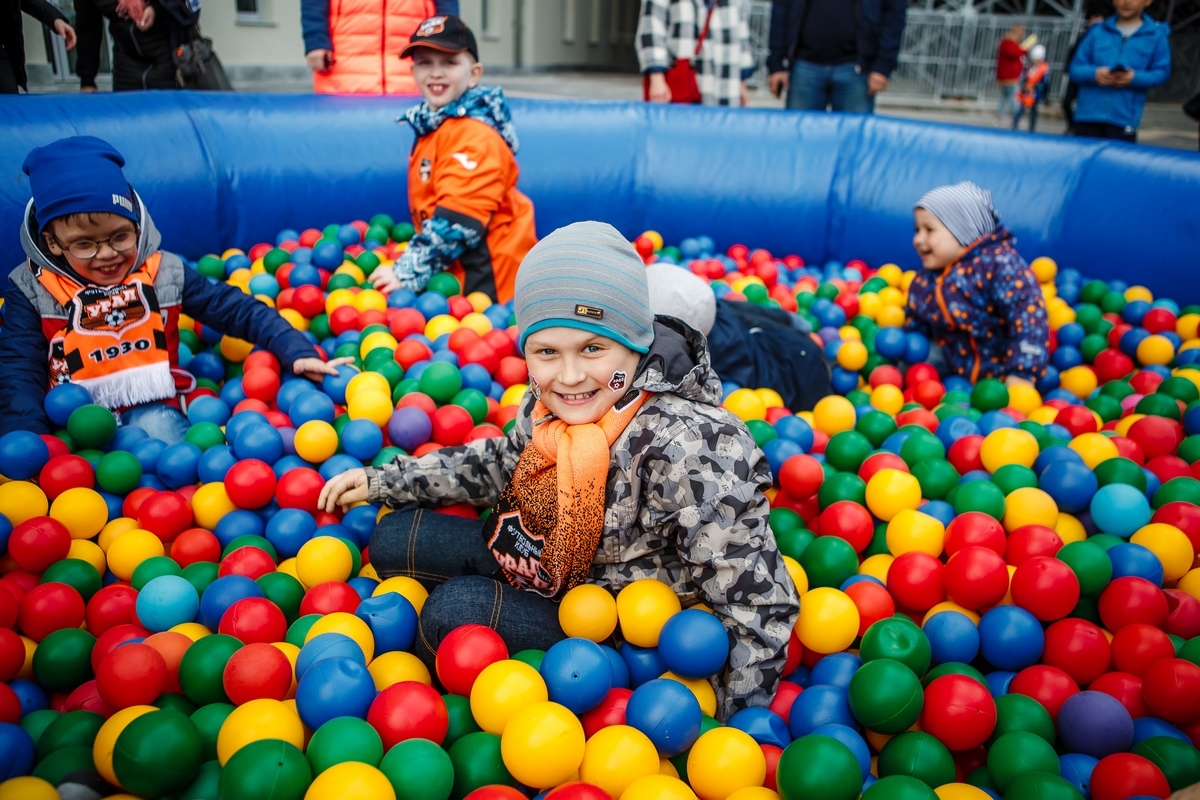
[425, 314, 461, 341]
[295, 536, 354, 587]
[325, 289, 358, 314]
[1068, 432, 1120, 470]
[93, 705, 156, 786]
[871, 385, 904, 416]
[50, 487, 109, 539]
[1177, 313, 1200, 340]
[836, 341, 868, 372]
[1177, 568, 1200, 602]
[1114, 414, 1146, 438]
[368, 651, 431, 690]
[272, 641, 300, 697]
[859, 554, 894, 584]
[813, 396, 857, 435]
[98, 517, 139, 551]
[661, 672, 717, 717]
[191, 482, 236, 530]
[865, 469, 922, 522]
[1055, 513, 1088, 545]
[1137, 334, 1175, 366]
[923, 602, 981, 626]
[216, 699, 304, 766]
[1131, 523, 1195, 582]
[459, 312, 494, 336]
[877, 264, 903, 287]
[1030, 257, 1058, 284]
[279, 307, 309, 330]
[354, 289, 388, 314]
[642, 231, 664, 250]
[559, 584, 618, 642]
[874, 305, 905, 328]
[1059, 366, 1099, 399]
[220, 336, 254, 362]
[171, 622, 212, 641]
[345, 371, 389, 404]
[887, 509, 947, 557]
[621, 775, 699, 800]
[226, 269, 252, 292]
[305, 612, 375, 662]
[878, 286, 905, 307]
[106, 529, 165, 581]
[782, 556, 809, 596]
[1026, 406, 1060, 426]
[335, 262, 366, 282]
[277, 558, 301, 582]
[858, 293, 883, 320]
[726, 790, 778, 800]
[724, 389, 767, 423]
[935, 784, 994, 800]
[755, 388, 785, 409]
[1006, 381, 1043, 415]
[579, 725, 661, 799]
[373, 576, 429, 614]
[347, 391, 394, 427]
[838, 326, 862, 343]
[0, 480, 48, 525]
[617, 580, 682, 648]
[467, 292, 494, 313]
[1002, 487, 1060, 533]
[305, 762, 396, 800]
[360, 331, 398, 357]
[68, 540, 106, 575]
[1124, 285, 1153, 303]
[501, 384, 529, 408]
[796, 587, 859, 654]
[980, 428, 1040, 473]
[500, 701, 586, 788]
[0, 776, 58, 800]
[18, 636, 34, 681]
[470, 659, 548, 735]
[295, 420, 340, 463]
[686, 728, 766, 800]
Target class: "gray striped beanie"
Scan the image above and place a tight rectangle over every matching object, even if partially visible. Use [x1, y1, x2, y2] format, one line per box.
[515, 221, 655, 354]
[915, 182, 1001, 247]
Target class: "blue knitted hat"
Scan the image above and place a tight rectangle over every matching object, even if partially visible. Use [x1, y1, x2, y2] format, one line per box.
[515, 222, 655, 354]
[22, 136, 137, 233]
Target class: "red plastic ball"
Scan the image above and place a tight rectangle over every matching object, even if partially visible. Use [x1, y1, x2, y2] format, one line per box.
[546, 783, 618, 800]
[224, 459, 278, 510]
[1090, 671, 1149, 719]
[38, 454, 95, 499]
[461, 342, 500, 376]
[242, 368, 282, 403]
[1141, 308, 1177, 335]
[447, 296, 474, 320]
[143, 631, 192, 695]
[396, 392, 438, 416]
[947, 435, 984, 475]
[944, 512, 1006, 557]
[218, 546, 277, 581]
[1111, 623, 1176, 677]
[844, 580, 895, 636]
[219, 597, 288, 645]
[431, 405, 474, 447]
[1055, 406, 1099, 437]
[943, 545, 1009, 610]
[85, 585, 139, 638]
[395, 339, 434, 370]
[435, 624, 509, 697]
[465, 788, 525, 800]
[1089, 753, 1170, 800]
[0, 587, 14, 631]
[90, 623, 152, 672]
[1140, 658, 1200, 727]
[17, 582, 85, 642]
[919, 674, 997, 750]
[1145, 455, 1191, 484]
[1129, 417, 1183, 462]
[1094, 349, 1135, 384]
[858, 452, 909, 484]
[779, 455, 824, 499]
[121, 486, 159, 519]
[8, 517, 71, 572]
[244, 351, 281, 374]
[1008, 665, 1079, 722]
[769, 681, 802, 723]
[887, 552, 946, 613]
[1099, 577, 1169, 632]
[276, 468, 325, 515]
[1111, 436, 1146, 465]
[896, 408, 939, 434]
[1164, 589, 1200, 639]
[0, 682, 20, 724]
[170, 528, 223, 568]
[1042, 618, 1112, 686]
[298, 581, 361, 616]
[329, 306, 361, 335]
[137, 491, 194, 543]
[913, 380, 946, 410]
[1010, 556, 1080, 621]
[223, 642, 292, 704]
[1151, 501, 1200, 555]
[1005, 525, 1063, 566]
[581, 688, 631, 739]
[761, 744, 783, 792]
[0, 629, 24, 682]
[96, 642, 167, 709]
[367, 681, 449, 750]
[869, 366, 903, 389]
[818, 501, 874, 553]
[60, 680, 114, 718]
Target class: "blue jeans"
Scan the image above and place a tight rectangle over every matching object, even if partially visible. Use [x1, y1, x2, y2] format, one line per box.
[786, 61, 873, 113]
[120, 404, 191, 445]
[369, 508, 566, 674]
[997, 84, 1018, 119]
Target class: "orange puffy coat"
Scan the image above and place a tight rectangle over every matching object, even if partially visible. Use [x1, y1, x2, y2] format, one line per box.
[315, 0, 435, 94]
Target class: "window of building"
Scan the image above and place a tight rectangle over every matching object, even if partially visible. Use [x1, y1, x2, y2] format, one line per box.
[237, 0, 262, 22]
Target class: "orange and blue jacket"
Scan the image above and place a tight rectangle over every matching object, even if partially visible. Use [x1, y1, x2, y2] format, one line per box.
[906, 227, 1050, 381]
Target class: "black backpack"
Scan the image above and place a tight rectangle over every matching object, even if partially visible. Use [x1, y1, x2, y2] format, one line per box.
[160, 0, 233, 90]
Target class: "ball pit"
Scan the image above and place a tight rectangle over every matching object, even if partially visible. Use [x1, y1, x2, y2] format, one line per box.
[0, 216, 1198, 800]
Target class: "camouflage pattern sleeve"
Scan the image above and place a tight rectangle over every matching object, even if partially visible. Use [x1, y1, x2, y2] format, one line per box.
[645, 413, 800, 721]
[363, 412, 526, 508]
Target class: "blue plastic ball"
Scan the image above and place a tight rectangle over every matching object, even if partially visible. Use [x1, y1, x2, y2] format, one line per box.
[1059, 753, 1099, 799]
[619, 644, 667, 689]
[232, 424, 284, 464]
[1131, 716, 1190, 745]
[197, 445, 238, 484]
[311, 241, 344, 270]
[924, 611, 981, 665]
[224, 411, 271, 445]
[600, 645, 630, 689]
[198, 574, 264, 630]
[1107, 542, 1165, 585]
[625, 679, 702, 757]
[903, 332, 930, 364]
[0, 431, 49, 481]
[290, 392, 336, 426]
[321, 365, 358, 406]
[979, 606, 1044, 671]
[763, 440, 805, 478]
[213, 510, 266, 547]
[296, 657, 376, 729]
[788, 684, 854, 738]
[1039, 460, 1099, 514]
[156, 442, 202, 489]
[1090, 483, 1151, 538]
[0, 723, 35, 780]
[774, 415, 815, 452]
[354, 593, 418, 655]
[538, 638, 613, 716]
[44, 383, 93, 427]
[414, 292, 450, 320]
[1058, 691, 1134, 759]
[340, 420, 384, 462]
[340, 506, 378, 549]
[808, 652, 860, 690]
[657, 609, 730, 680]
[296, 632, 365, 680]
[728, 706, 791, 749]
[810, 723, 871, 780]
[136, 575, 200, 632]
[985, 671, 1016, 697]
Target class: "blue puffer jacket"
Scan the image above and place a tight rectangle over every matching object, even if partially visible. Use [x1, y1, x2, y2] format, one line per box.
[767, 0, 907, 77]
[905, 227, 1051, 382]
[1068, 14, 1171, 131]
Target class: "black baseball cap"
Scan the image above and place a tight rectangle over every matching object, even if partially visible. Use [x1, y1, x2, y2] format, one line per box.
[401, 16, 479, 61]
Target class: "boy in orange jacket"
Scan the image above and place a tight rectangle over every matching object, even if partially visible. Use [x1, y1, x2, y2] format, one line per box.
[371, 16, 537, 304]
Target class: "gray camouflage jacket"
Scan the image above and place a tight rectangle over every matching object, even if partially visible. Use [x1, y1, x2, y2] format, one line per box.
[363, 317, 799, 719]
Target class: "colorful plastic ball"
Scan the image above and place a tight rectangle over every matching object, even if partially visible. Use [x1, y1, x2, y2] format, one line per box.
[818, 501, 874, 553]
[378, 737, 454, 800]
[306, 762, 396, 800]
[469, 659, 548, 735]
[179, 633, 242, 706]
[1140, 658, 1200, 726]
[1010, 556, 1081, 621]
[95, 642, 166, 710]
[943, 546, 1009, 611]
[789, 684, 854, 738]
[1009, 664, 1080, 723]
[48, 486, 107, 540]
[558, 585, 618, 643]
[923, 610, 980, 665]
[1130, 523, 1194, 583]
[353, 592, 418, 655]
[775, 733, 862, 800]
[620, 776, 699, 800]
[18, 581, 85, 641]
[577, 725, 659, 799]
[848, 658, 923, 735]
[306, 715, 384, 776]
[1099, 576, 1169, 631]
[136, 575, 200, 632]
[1090, 484, 1152, 538]
[796, 588, 859, 655]
[617, 580, 683, 649]
[295, 656, 376, 730]
[499, 700, 586, 789]
[222, 642, 292, 705]
[109, 708, 203, 797]
[980, 429, 1039, 473]
[886, 510, 946, 558]
[538, 638, 612, 715]
[686, 727, 766, 800]
[223, 459, 277, 510]
[625, 678, 702, 757]
[275, 468, 325, 515]
[887, 552, 946, 613]
[1088, 753, 1170, 800]
[8, 516, 71, 572]
[978, 606, 1044, 671]
[1039, 461, 1099, 515]
[437, 624, 509, 697]
[218, 738, 312, 800]
[1131, 736, 1200, 792]
[1042, 618, 1112, 686]
[1057, 690, 1135, 759]
[875, 730, 954, 787]
[296, 536, 353, 587]
[367, 681, 448, 751]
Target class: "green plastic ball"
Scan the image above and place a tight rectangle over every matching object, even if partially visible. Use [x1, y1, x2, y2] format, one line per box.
[1180, 637, 1200, 667]
[32, 628, 96, 691]
[448, 731, 515, 800]
[1079, 334, 1110, 366]
[877, 731, 955, 787]
[185, 422, 226, 451]
[776, 734, 864, 800]
[373, 446, 405, 466]
[971, 379, 1010, 412]
[1056, 541, 1112, 596]
[952, 480, 1007, 521]
[922, 662, 988, 687]
[1085, 394, 1124, 424]
[356, 250, 382, 273]
[33, 745, 96, 786]
[443, 693, 482, 749]
[856, 411, 898, 448]
[775, 527, 815, 563]
[327, 273, 358, 292]
[986, 731, 1060, 793]
[419, 362, 464, 405]
[428, 272, 462, 299]
[800, 536, 860, 589]
[860, 617, 931, 677]
[1136, 393, 1181, 421]
[1159, 376, 1200, 404]
[1093, 457, 1147, 491]
[1100, 291, 1127, 315]
[179, 759, 222, 800]
[112, 708, 203, 798]
[1002, 772, 1084, 800]
[825, 431, 874, 472]
[36, 710, 104, 760]
[768, 507, 806, 540]
[182, 561, 219, 598]
[392, 222, 416, 243]
[510, 649, 545, 671]
[453, 389, 490, 426]
[991, 464, 1039, 496]
[864, 523, 891, 558]
[19, 709, 60, 746]
[222, 537, 279, 561]
[849, 658, 924, 734]
[190, 703, 235, 763]
[987, 694, 1055, 747]
[746, 419, 778, 448]
[131, 555, 183, 591]
[263, 248, 291, 274]
[287, 614, 323, 648]
[1153, 477, 1200, 508]
[258, 572, 306, 624]
[156, 692, 198, 716]
[380, 737, 455, 800]
[818, 473, 866, 509]
[307, 716, 383, 775]
[197, 255, 226, 279]
[910, 459, 960, 501]
[899, 430, 945, 467]
[1132, 736, 1200, 791]
[219, 738, 312, 800]
[178, 634, 241, 706]
[66, 404, 117, 450]
[862, 775, 938, 800]
[41, 559, 101, 601]
[95, 450, 142, 494]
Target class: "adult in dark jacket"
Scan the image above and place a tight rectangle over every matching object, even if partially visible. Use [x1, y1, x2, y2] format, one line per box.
[75, 0, 193, 91]
[1, 0, 77, 93]
[767, 0, 906, 113]
[1061, 1, 1112, 134]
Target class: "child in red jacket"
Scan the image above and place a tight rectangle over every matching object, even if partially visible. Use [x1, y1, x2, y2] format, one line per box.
[996, 24, 1027, 124]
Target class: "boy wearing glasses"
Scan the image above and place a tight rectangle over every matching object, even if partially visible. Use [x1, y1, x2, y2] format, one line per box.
[0, 136, 339, 442]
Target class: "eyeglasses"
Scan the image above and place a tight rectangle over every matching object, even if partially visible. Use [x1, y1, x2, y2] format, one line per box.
[52, 229, 138, 260]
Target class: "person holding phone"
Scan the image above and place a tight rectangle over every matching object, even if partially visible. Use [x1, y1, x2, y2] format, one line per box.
[1068, 0, 1171, 143]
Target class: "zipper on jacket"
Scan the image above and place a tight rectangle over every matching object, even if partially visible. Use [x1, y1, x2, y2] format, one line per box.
[934, 266, 982, 384]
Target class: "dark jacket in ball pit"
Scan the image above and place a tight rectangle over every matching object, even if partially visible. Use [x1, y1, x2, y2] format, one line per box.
[364, 317, 801, 720]
[905, 226, 1051, 382]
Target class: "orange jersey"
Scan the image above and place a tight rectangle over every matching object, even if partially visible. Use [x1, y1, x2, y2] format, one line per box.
[409, 117, 537, 303]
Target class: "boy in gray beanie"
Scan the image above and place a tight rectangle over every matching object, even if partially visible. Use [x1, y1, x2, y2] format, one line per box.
[320, 221, 798, 721]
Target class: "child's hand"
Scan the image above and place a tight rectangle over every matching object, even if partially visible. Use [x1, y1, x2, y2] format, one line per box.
[293, 356, 356, 380]
[1095, 67, 1115, 86]
[370, 266, 403, 294]
[319, 468, 369, 512]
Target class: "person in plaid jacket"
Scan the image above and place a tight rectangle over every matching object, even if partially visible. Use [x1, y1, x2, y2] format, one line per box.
[636, 0, 755, 107]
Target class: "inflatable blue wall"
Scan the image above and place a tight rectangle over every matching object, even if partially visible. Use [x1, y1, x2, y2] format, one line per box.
[2, 93, 1199, 301]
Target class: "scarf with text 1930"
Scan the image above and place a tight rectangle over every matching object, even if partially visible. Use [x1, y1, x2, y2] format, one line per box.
[483, 389, 652, 598]
[35, 252, 175, 409]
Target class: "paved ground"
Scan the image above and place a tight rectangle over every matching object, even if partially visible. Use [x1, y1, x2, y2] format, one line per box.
[32, 68, 1200, 152]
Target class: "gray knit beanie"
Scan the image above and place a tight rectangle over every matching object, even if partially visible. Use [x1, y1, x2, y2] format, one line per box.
[515, 221, 655, 354]
[915, 182, 1001, 247]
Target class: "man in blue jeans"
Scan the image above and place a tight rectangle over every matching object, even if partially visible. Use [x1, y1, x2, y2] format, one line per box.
[767, 0, 907, 113]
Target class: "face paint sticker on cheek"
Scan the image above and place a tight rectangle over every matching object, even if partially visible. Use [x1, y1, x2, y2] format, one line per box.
[529, 374, 541, 399]
[608, 371, 627, 393]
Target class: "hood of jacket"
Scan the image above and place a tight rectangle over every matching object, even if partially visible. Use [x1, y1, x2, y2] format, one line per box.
[20, 190, 163, 286]
[632, 316, 724, 407]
